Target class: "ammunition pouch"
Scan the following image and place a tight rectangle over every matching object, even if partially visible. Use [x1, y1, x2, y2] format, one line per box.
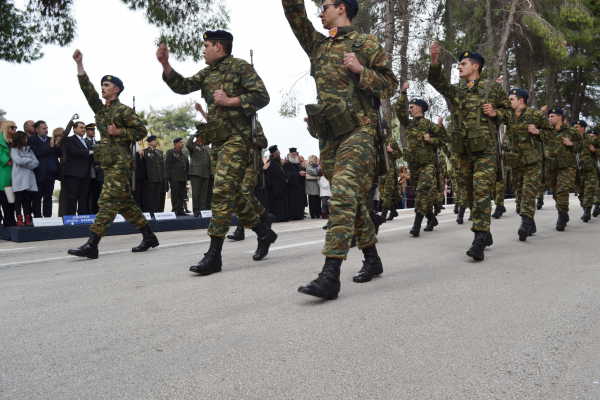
[505, 151, 520, 168]
[305, 102, 360, 139]
[546, 157, 558, 170]
[196, 119, 230, 145]
[557, 155, 573, 170]
[450, 129, 466, 154]
[521, 147, 542, 166]
[305, 104, 328, 139]
[406, 149, 434, 165]
[467, 128, 487, 153]
[582, 158, 595, 172]
[93, 143, 117, 168]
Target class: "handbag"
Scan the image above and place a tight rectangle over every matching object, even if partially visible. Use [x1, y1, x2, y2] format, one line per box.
[4, 186, 15, 203]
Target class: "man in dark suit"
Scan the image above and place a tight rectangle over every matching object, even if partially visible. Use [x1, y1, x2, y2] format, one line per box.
[64, 121, 94, 215]
[143, 135, 166, 213]
[84, 123, 104, 214]
[186, 133, 212, 217]
[29, 120, 63, 217]
[164, 137, 189, 216]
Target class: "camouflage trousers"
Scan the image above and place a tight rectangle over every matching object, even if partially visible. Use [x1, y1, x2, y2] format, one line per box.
[512, 169, 523, 203]
[594, 186, 600, 204]
[209, 135, 259, 239]
[546, 167, 576, 213]
[237, 165, 265, 217]
[459, 144, 496, 232]
[320, 129, 377, 259]
[512, 162, 542, 218]
[409, 163, 436, 216]
[578, 168, 599, 208]
[491, 166, 508, 206]
[379, 172, 396, 209]
[90, 167, 148, 237]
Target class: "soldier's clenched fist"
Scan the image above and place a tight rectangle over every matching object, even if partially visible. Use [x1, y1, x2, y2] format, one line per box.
[156, 43, 169, 65]
[343, 53, 362, 74]
[430, 41, 439, 64]
[73, 49, 82, 63]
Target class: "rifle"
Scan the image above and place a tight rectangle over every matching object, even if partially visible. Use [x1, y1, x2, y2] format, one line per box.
[249, 50, 265, 188]
[541, 140, 547, 184]
[372, 97, 391, 176]
[435, 148, 443, 192]
[131, 95, 137, 191]
[484, 80, 505, 182]
[597, 159, 600, 188]
[575, 152, 582, 186]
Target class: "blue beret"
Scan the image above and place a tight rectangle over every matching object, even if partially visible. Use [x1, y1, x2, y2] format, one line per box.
[173, 137, 183, 144]
[458, 51, 485, 70]
[342, 0, 359, 13]
[410, 98, 429, 112]
[509, 88, 529, 99]
[203, 30, 233, 42]
[572, 120, 587, 128]
[146, 135, 157, 142]
[588, 130, 598, 136]
[548, 108, 564, 116]
[101, 75, 124, 94]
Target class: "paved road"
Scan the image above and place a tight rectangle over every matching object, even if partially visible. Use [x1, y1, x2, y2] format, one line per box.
[1, 195, 599, 399]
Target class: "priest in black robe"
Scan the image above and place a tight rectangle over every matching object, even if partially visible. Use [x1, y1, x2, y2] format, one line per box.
[254, 158, 269, 212]
[284, 147, 306, 220]
[264, 145, 289, 222]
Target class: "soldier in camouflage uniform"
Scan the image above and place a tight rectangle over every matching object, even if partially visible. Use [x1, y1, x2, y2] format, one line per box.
[284, 0, 398, 300]
[395, 82, 448, 236]
[545, 108, 582, 231]
[589, 130, 600, 217]
[491, 163, 508, 219]
[379, 140, 402, 221]
[157, 30, 278, 275]
[68, 50, 159, 260]
[572, 121, 599, 222]
[496, 89, 553, 241]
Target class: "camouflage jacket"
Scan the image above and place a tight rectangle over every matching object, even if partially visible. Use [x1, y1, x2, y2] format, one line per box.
[163, 55, 270, 142]
[545, 125, 582, 164]
[78, 73, 147, 169]
[386, 140, 403, 172]
[395, 94, 449, 155]
[496, 107, 552, 154]
[578, 133, 599, 162]
[283, 0, 398, 137]
[427, 63, 510, 151]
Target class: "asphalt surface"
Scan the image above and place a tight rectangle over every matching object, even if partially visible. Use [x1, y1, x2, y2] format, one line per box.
[1, 195, 599, 399]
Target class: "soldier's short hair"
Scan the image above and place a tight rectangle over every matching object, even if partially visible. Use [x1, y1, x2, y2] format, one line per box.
[513, 94, 527, 106]
[207, 39, 233, 56]
[336, 1, 356, 21]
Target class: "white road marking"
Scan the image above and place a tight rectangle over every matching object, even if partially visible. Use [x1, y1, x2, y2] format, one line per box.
[0, 246, 37, 252]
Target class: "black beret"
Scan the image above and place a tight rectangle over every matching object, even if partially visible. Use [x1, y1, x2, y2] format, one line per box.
[173, 137, 183, 144]
[410, 98, 429, 112]
[101, 75, 124, 94]
[509, 88, 529, 99]
[341, 0, 359, 13]
[548, 108, 564, 116]
[146, 135, 157, 142]
[85, 123, 96, 130]
[458, 51, 485, 70]
[289, 147, 297, 153]
[572, 120, 587, 128]
[269, 145, 278, 154]
[203, 30, 233, 42]
[588, 130, 598, 136]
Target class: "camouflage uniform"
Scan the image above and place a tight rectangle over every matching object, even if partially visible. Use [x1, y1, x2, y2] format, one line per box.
[428, 66, 510, 232]
[395, 93, 449, 216]
[545, 125, 582, 212]
[496, 107, 552, 218]
[78, 73, 148, 237]
[380, 141, 402, 209]
[577, 134, 599, 208]
[235, 123, 268, 218]
[284, 0, 398, 259]
[491, 165, 508, 206]
[449, 153, 464, 206]
[163, 54, 270, 239]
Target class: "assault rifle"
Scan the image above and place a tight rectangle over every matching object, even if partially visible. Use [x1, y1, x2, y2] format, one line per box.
[575, 152, 582, 186]
[131, 95, 137, 191]
[484, 80, 505, 182]
[372, 97, 391, 176]
[541, 140, 547, 184]
[435, 148, 443, 192]
[249, 50, 265, 188]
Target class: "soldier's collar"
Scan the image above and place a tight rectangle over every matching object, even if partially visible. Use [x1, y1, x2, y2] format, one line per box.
[329, 26, 353, 39]
[213, 55, 232, 68]
[466, 79, 481, 90]
[515, 106, 527, 116]
[413, 116, 422, 122]
[105, 98, 120, 107]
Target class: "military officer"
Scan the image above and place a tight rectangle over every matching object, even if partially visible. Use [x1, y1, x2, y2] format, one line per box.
[143, 135, 166, 214]
[186, 133, 212, 217]
[545, 108, 582, 230]
[157, 30, 278, 275]
[284, 0, 398, 300]
[428, 44, 511, 261]
[395, 82, 449, 236]
[165, 137, 189, 216]
[68, 49, 159, 259]
[495, 89, 553, 240]
[572, 120, 599, 222]
[379, 140, 403, 222]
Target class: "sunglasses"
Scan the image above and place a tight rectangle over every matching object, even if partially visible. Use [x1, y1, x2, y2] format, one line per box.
[321, 3, 340, 12]
[9, 126, 17, 129]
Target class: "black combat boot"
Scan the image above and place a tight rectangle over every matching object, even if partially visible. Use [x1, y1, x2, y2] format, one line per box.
[353, 245, 383, 283]
[434, 203, 441, 216]
[68, 232, 101, 259]
[466, 232, 486, 261]
[440, 202, 445, 210]
[260, 211, 276, 229]
[132, 224, 159, 252]
[492, 204, 506, 219]
[583, 207, 592, 222]
[350, 236, 357, 248]
[252, 220, 277, 261]
[537, 197, 544, 210]
[518, 216, 531, 241]
[530, 218, 536, 236]
[484, 231, 493, 247]
[468, 211, 473, 221]
[227, 225, 245, 241]
[370, 211, 386, 234]
[565, 212, 570, 225]
[190, 236, 224, 275]
[454, 203, 459, 214]
[593, 203, 600, 217]
[380, 208, 389, 221]
[423, 212, 438, 232]
[298, 257, 342, 300]
[556, 211, 566, 231]
[410, 213, 425, 237]
[457, 207, 465, 224]
[515, 201, 521, 214]
[387, 208, 398, 221]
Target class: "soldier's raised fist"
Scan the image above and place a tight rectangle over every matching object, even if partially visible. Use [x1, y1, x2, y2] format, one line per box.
[438, 117, 444, 127]
[540, 105, 548, 114]
[156, 43, 169, 64]
[430, 41, 439, 64]
[73, 49, 82, 63]
[402, 82, 410, 92]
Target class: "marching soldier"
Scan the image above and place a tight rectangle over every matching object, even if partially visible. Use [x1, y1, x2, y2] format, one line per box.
[495, 89, 552, 240]
[379, 140, 402, 221]
[428, 44, 511, 261]
[157, 30, 277, 275]
[545, 108, 582, 231]
[186, 133, 212, 217]
[395, 82, 448, 236]
[68, 50, 159, 259]
[165, 137, 189, 216]
[283, 0, 398, 300]
[572, 120, 599, 222]
[143, 135, 166, 214]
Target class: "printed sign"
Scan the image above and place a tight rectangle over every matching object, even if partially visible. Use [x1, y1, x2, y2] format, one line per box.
[143, 213, 153, 220]
[32, 218, 63, 227]
[63, 215, 96, 225]
[201, 210, 213, 218]
[154, 212, 177, 221]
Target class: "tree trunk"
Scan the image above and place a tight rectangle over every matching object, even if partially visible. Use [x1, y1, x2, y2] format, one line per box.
[381, 0, 396, 134]
[545, 58, 555, 109]
[442, 0, 455, 120]
[529, 71, 537, 109]
[493, 1, 516, 76]
[515, 52, 523, 90]
[398, 0, 410, 148]
[570, 65, 583, 120]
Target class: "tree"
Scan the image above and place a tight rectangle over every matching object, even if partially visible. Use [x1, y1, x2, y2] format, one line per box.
[140, 100, 199, 150]
[0, 0, 229, 64]
[0, 109, 6, 121]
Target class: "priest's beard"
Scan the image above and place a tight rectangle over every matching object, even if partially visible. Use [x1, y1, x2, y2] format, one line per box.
[289, 156, 299, 164]
[272, 155, 281, 162]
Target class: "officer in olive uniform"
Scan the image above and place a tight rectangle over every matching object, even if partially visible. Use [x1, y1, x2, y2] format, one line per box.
[186, 133, 213, 216]
[165, 137, 189, 216]
[143, 135, 166, 214]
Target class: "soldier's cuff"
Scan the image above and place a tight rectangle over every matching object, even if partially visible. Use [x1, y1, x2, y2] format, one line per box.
[78, 72, 91, 85]
[239, 94, 254, 116]
[358, 67, 375, 96]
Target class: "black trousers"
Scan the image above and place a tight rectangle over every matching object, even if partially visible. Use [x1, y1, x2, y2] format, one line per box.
[170, 180, 186, 213]
[66, 174, 91, 215]
[89, 178, 103, 214]
[32, 173, 57, 217]
[308, 194, 321, 217]
[147, 182, 164, 213]
[190, 175, 209, 212]
[0, 190, 16, 226]
[14, 190, 33, 216]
